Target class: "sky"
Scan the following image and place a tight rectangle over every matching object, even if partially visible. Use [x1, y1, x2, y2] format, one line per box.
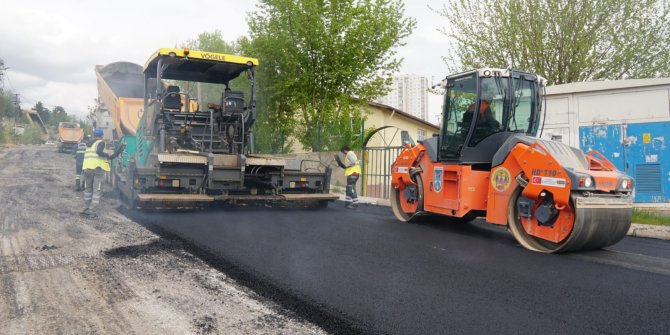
[0, 0, 449, 125]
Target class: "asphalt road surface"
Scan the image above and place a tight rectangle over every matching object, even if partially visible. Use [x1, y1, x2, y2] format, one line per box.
[129, 203, 670, 335]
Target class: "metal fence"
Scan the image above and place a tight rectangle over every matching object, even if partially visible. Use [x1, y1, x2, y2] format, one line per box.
[361, 145, 403, 199]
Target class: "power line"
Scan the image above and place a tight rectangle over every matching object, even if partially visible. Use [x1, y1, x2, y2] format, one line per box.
[4, 68, 16, 92]
[0, 58, 17, 93]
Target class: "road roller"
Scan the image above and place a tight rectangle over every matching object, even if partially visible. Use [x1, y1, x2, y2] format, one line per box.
[390, 68, 633, 253]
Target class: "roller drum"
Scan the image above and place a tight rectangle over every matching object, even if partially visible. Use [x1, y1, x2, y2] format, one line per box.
[508, 189, 633, 253]
[555, 195, 632, 252]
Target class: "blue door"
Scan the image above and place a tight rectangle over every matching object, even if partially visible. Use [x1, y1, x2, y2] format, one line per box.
[580, 122, 669, 202]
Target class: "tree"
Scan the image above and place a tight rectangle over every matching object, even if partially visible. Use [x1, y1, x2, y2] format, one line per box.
[0, 92, 12, 119]
[50, 106, 73, 125]
[79, 119, 92, 136]
[435, 0, 670, 85]
[34, 101, 51, 125]
[246, 0, 416, 152]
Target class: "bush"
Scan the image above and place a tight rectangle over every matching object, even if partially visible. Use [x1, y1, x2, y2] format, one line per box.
[0, 125, 12, 144]
[16, 125, 43, 145]
[0, 122, 45, 145]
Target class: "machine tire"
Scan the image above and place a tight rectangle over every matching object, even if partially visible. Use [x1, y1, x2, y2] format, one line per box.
[391, 174, 424, 222]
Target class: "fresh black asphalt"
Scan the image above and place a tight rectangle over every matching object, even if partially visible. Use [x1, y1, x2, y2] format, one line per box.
[128, 202, 670, 335]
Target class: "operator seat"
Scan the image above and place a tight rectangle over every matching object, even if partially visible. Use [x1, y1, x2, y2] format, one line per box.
[162, 85, 182, 111]
[223, 90, 245, 113]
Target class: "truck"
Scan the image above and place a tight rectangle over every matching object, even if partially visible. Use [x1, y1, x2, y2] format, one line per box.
[390, 69, 633, 253]
[94, 61, 145, 140]
[99, 48, 337, 209]
[57, 122, 84, 153]
[23, 109, 49, 142]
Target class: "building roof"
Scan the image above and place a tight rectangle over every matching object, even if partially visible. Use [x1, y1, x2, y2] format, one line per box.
[546, 77, 670, 95]
[367, 101, 439, 130]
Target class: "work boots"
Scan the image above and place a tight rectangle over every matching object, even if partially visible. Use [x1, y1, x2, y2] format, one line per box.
[79, 208, 98, 219]
[75, 179, 81, 192]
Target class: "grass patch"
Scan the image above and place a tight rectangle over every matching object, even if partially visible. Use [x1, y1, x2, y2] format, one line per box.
[632, 209, 670, 226]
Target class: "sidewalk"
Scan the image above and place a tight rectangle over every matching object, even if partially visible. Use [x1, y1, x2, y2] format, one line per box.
[337, 194, 670, 241]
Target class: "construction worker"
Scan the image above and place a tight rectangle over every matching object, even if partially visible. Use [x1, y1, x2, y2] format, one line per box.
[80, 128, 125, 218]
[463, 87, 501, 144]
[340, 145, 361, 208]
[73, 141, 87, 191]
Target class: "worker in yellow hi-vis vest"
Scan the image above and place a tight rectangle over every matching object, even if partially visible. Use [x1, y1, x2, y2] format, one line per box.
[80, 128, 125, 218]
[338, 145, 361, 208]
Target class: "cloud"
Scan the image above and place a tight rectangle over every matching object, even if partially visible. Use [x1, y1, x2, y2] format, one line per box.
[0, 0, 449, 121]
[7, 69, 96, 118]
[0, 5, 113, 82]
[0, 0, 256, 118]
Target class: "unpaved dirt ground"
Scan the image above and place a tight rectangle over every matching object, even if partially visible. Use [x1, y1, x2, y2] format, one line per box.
[0, 145, 326, 335]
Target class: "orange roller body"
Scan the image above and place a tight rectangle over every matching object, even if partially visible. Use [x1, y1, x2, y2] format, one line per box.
[390, 69, 633, 253]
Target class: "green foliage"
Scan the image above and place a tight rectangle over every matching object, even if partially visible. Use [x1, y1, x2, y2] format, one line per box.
[0, 93, 10, 119]
[16, 125, 43, 145]
[245, 0, 416, 152]
[435, 0, 670, 84]
[34, 101, 52, 125]
[0, 125, 43, 145]
[79, 120, 92, 136]
[0, 91, 21, 120]
[0, 91, 25, 143]
[633, 209, 670, 226]
[33, 102, 76, 132]
[0, 126, 10, 143]
[50, 106, 74, 125]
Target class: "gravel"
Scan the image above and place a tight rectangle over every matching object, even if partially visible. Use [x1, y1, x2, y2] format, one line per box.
[0, 145, 327, 335]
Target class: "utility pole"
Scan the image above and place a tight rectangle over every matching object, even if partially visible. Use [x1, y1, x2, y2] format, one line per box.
[11, 93, 20, 137]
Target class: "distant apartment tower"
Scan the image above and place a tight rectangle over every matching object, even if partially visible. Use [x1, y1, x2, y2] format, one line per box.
[376, 74, 429, 120]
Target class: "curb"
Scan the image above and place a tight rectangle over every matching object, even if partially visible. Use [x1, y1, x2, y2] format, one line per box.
[628, 223, 670, 241]
[336, 194, 670, 241]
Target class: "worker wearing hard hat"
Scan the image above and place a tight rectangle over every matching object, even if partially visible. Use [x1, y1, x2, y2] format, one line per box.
[80, 128, 125, 218]
[337, 145, 361, 208]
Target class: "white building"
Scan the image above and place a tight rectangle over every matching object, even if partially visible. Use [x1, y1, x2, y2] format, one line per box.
[542, 78, 670, 203]
[376, 74, 429, 121]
